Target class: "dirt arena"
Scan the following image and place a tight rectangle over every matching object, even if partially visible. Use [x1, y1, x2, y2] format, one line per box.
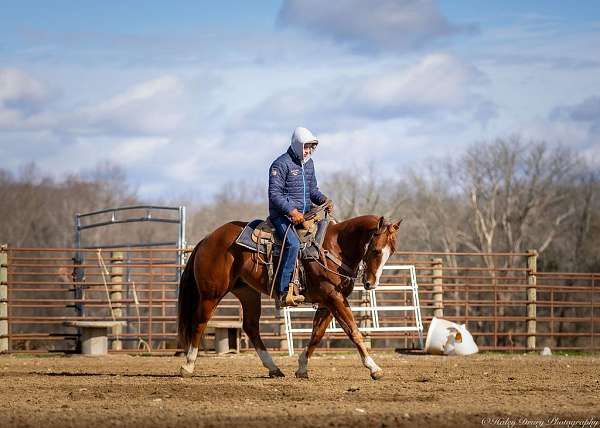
[1, 352, 599, 428]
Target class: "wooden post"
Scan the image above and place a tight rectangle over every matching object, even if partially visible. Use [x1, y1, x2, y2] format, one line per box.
[0, 245, 8, 353]
[592, 274, 596, 351]
[432, 258, 444, 318]
[277, 309, 288, 351]
[110, 251, 124, 351]
[527, 250, 537, 351]
[360, 289, 372, 350]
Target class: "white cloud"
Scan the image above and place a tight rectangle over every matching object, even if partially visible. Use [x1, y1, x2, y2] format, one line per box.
[77, 75, 186, 135]
[350, 54, 485, 117]
[111, 137, 170, 163]
[277, 0, 477, 53]
[0, 68, 48, 105]
[552, 96, 600, 133]
[0, 72, 190, 136]
[0, 68, 51, 128]
[518, 118, 590, 147]
[237, 54, 491, 130]
[0, 107, 22, 128]
[95, 76, 181, 111]
[2, 5, 598, 202]
[521, 95, 600, 166]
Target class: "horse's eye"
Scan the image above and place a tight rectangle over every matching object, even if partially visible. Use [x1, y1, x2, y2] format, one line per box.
[371, 249, 382, 256]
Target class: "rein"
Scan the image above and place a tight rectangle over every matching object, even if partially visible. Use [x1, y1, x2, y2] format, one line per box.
[266, 207, 387, 290]
[314, 250, 359, 281]
[303, 201, 329, 221]
[316, 225, 383, 282]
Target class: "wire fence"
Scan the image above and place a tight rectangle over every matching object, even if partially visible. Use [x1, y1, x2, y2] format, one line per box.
[0, 246, 598, 353]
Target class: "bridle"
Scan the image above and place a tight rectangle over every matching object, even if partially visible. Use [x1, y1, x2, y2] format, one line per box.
[317, 222, 386, 283]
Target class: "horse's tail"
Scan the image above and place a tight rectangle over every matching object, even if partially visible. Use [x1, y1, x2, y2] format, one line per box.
[177, 241, 202, 351]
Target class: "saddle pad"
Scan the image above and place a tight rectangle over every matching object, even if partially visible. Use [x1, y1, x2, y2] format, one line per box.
[235, 219, 270, 254]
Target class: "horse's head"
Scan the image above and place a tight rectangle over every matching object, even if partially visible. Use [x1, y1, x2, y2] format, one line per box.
[361, 217, 402, 290]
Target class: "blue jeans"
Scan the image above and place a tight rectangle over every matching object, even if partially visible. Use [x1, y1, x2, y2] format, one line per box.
[270, 215, 300, 295]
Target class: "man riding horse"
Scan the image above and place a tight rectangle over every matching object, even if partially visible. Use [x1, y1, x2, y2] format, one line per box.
[268, 126, 333, 307]
[178, 126, 402, 380]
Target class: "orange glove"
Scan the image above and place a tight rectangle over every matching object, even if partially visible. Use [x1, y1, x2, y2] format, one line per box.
[325, 199, 334, 213]
[289, 209, 305, 225]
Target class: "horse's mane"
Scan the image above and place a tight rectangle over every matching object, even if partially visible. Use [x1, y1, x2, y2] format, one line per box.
[331, 215, 380, 231]
[333, 215, 398, 252]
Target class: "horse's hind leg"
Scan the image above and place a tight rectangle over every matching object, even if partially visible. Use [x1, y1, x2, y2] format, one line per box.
[232, 284, 285, 378]
[180, 297, 221, 377]
[295, 306, 332, 379]
[328, 294, 384, 380]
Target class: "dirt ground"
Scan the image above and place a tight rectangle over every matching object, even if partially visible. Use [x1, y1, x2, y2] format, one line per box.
[1, 352, 599, 428]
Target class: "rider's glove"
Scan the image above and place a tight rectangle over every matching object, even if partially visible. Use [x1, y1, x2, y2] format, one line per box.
[289, 209, 305, 225]
[324, 199, 334, 213]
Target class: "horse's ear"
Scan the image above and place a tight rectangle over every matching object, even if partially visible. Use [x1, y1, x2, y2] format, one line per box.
[378, 216, 385, 230]
[388, 218, 403, 232]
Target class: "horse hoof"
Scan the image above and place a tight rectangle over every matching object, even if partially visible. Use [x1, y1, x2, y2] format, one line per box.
[180, 365, 194, 378]
[269, 369, 285, 378]
[370, 370, 384, 380]
[295, 370, 309, 379]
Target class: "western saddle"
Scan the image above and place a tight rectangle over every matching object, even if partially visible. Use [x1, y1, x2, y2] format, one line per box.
[248, 208, 329, 306]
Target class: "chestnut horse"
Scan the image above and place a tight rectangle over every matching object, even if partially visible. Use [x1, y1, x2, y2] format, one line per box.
[177, 215, 401, 380]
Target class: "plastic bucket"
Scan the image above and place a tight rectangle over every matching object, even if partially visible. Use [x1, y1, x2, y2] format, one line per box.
[424, 317, 478, 356]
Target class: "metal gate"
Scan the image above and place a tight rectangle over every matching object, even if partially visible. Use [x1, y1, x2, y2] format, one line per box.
[284, 265, 424, 355]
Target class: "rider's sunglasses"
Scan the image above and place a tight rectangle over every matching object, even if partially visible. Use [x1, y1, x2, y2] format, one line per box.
[304, 142, 318, 151]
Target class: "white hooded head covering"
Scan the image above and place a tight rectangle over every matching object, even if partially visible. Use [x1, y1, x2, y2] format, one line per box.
[290, 126, 318, 164]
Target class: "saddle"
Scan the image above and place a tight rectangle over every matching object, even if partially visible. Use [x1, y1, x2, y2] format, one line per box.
[250, 210, 324, 247]
[250, 218, 280, 246]
[235, 208, 330, 301]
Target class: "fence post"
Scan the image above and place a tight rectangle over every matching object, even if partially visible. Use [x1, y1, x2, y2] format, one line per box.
[432, 258, 444, 318]
[277, 309, 289, 352]
[592, 274, 596, 351]
[0, 245, 8, 353]
[360, 289, 372, 349]
[527, 250, 537, 351]
[110, 251, 124, 351]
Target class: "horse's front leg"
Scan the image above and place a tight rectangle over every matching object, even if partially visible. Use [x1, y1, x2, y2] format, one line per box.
[295, 306, 333, 379]
[328, 294, 384, 380]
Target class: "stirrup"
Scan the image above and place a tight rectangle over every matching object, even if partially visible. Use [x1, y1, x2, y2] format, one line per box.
[281, 287, 305, 307]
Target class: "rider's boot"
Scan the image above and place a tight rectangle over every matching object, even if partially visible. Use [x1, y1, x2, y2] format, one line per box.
[279, 285, 305, 307]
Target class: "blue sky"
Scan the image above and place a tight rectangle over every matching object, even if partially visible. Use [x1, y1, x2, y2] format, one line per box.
[1, 0, 599, 200]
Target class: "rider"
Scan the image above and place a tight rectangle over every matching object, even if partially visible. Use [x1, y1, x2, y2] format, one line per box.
[268, 126, 333, 307]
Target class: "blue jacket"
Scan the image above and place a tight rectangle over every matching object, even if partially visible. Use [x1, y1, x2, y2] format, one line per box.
[268, 130, 327, 219]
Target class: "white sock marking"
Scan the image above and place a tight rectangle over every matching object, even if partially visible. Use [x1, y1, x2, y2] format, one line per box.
[186, 346, 198, 364]
[363, 356, 381, 373]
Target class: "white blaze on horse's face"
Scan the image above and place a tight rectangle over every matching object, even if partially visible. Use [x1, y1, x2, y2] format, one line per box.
[362, 219, 401, 290]
[374, 245, 391, 286]
[362, 244, 391, 289]
[362, 239, 392, 290]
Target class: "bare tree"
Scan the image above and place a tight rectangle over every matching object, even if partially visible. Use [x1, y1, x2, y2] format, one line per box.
[455, 137, 578, 268]
[186, 180, 267, 244]
[0, 162, 138, 247]
[325, 165, 409, 221]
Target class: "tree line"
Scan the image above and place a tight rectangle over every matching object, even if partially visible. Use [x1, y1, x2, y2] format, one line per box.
[1, 137, 598, 272]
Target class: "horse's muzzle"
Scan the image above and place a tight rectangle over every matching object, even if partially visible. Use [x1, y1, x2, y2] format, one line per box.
[363, 282, 378, 290]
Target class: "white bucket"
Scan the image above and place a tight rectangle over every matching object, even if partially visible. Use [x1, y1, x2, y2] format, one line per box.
[424, 317, 479, 356]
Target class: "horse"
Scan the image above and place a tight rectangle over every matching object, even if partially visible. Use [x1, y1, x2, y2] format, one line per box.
[177, 214, 402, 380]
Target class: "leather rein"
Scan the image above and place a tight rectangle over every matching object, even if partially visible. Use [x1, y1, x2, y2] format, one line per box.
[316, 222, 385, 282]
